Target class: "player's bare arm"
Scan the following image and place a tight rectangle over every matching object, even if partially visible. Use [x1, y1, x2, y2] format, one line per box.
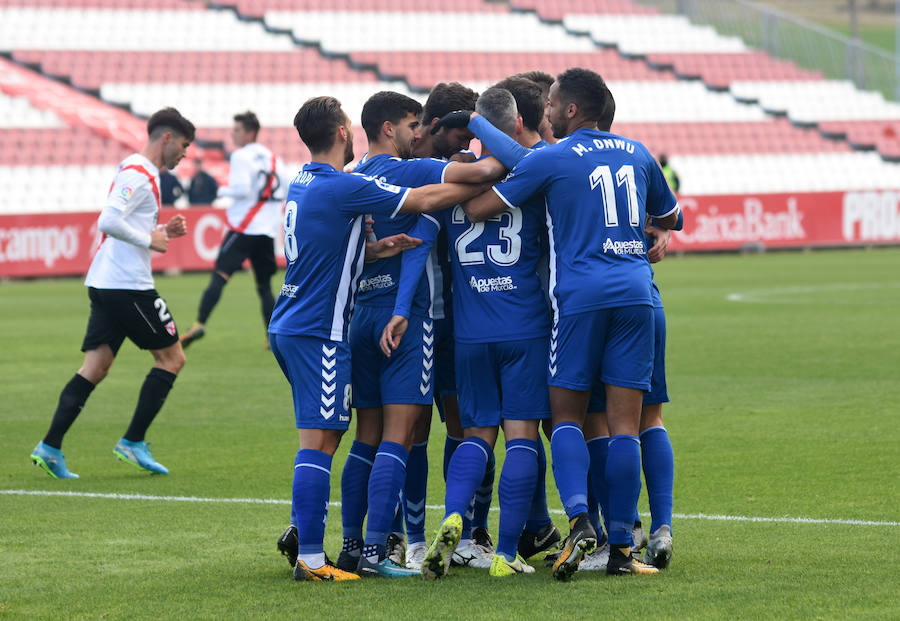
[164, 214, 187, 238]
[646, 224, 671, 264]
[442, 156, 506, 184]
[400, 181, 491, 213]
[365, 233, 422, 261]
[149, 228, 170, 253]
[461, 185, 509, 222]
[379, 315, 409, 357]
[652, 207, 681, 230]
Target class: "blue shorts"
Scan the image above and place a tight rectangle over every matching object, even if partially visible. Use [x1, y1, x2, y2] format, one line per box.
[349, 305, 434, 408]
[587, 306, 669, 412]
[456, 337, 551, 429]
[269, 333, 351, 430]
[433, 317, 456, 420]
[550, 306, 654, 392]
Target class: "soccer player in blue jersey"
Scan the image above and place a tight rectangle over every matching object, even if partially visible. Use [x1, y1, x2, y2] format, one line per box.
[411, 83, 501, 568]
[337, 91, 504, 577]
[582, 221, 678, 571]
[381, 87, 553, 578]
[455, 68, 681, 579]
[268, 95, 489, 582]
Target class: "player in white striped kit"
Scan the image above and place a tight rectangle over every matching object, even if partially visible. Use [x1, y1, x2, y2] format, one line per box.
[30, 107, 196, 478]
[181, 111, 288, 348]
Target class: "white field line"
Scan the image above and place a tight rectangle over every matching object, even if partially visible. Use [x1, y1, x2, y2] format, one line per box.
[2, 489, 897, 527]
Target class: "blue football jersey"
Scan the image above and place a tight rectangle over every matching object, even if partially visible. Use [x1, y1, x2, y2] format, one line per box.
[396, 187, 551, 344]
[493, 128, 678, 316]
[268, 162, 410, 341]
[351, 154, 450, 316]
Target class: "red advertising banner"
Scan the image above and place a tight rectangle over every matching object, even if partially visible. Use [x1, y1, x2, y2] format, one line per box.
[669, 190, 900, 251]
[2, 190, 899, 278]
[0, 207, 285, 279]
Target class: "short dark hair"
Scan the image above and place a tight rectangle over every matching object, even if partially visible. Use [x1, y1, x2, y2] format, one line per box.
[491, 77, 544, 132]
[233, 110, 261, 135]
[475, 87, 518, 135]
[422, 82, 478, 124]
[294, 96, 346, 153]
[511, 70, 554, 93]
[361, 91, 423, 142]
[598, 88, 616, 131]
[147, 107, 195, 142]
[555, 68, 613, 127]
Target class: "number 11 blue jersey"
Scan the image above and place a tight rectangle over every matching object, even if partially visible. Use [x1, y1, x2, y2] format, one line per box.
[493, 128, 678, 317]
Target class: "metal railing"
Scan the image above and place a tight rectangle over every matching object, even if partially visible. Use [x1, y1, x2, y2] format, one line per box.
[636, 0, 899, 101]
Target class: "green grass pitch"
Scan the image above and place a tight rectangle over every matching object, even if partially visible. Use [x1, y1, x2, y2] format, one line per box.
[1, 248, 898, 619]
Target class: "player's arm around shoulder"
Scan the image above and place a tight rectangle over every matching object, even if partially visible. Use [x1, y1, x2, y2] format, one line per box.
[442, 156, 507, 184]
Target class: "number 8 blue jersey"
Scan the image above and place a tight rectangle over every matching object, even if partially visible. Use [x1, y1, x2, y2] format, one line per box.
[268, 162, 410, 342]
[493, 128, 678, 316]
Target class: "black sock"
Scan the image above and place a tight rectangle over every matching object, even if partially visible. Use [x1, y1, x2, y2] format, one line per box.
[197, 272, 228, 325]
[43, 374, 96, 449]
[123, 368, 177, 442]
[258, 283, 275, 328]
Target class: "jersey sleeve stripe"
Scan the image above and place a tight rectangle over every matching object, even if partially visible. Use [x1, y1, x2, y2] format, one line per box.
[655, 202, 680, 219]
[492, 185, 517, 209]
[390, 188, 411, 218]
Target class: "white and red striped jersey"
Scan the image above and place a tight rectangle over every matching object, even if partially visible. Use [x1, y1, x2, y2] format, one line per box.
[85, 153, 160, 290]
[218, 142, 287, 238]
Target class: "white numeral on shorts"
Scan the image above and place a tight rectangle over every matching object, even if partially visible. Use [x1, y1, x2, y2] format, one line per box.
[154, 298, 172, 322]
[589, 164, 640, 227]
[343, 384, 351, 411]
[284, 200, 299, 262]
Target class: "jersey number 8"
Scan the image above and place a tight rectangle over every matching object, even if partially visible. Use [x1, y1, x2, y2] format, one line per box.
[283, 200, 299, 262]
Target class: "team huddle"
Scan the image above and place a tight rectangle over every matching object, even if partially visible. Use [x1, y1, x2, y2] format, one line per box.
[29, 66, 681, 583]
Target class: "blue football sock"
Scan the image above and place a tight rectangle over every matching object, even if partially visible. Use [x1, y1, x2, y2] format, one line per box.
[605, 434, 641, 547]
[404, 441, 428, 545]
[340, 440, 376, 543]
[290, 450, 302, 528]
[550, 422, 589, 519]
[473, 449, 495, 531]
[497, 439, 539, 561]
[443, 435, 463, 481]
[641, 425, 674, 533]
[364, 441, 408, 560]
[587, 435, 610, 533]
[524, 438, 552, 532]
[293, 449, 333, 556]
[587, 476, 602, 536]
[392, 493, 405, 535]
[444, 437, 491, 525]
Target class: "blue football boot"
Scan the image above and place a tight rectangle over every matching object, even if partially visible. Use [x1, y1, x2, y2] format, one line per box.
[30, 442, 79, 479]
[114, 438, 169, 474]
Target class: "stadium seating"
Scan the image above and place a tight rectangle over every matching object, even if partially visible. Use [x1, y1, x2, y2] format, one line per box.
[2, 0, 900, 213]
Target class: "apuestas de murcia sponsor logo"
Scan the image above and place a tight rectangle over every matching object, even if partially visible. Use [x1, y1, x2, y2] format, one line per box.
[358, 274, 394, 292]
[843, 190, 900, 241]
[0, 225, 80, 267]
[602, 238, 645, 255]
[280, 283, 299, 298]
[469, 275, 516, 293]
[675, 197, 805, 244]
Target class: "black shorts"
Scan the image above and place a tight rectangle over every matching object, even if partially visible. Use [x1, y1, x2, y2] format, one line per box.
[215, 231, 277, 283]
[82, 288, 179, 354]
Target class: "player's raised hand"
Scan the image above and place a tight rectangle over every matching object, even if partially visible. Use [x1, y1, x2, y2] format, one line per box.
[150, 228, 170, 252]
[379, 315, 409, 357]
[431, 110, 475, 135]
[365, 234, 422, 261]
[165, 214, 187, 238]
[645, 224, 671, 263]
